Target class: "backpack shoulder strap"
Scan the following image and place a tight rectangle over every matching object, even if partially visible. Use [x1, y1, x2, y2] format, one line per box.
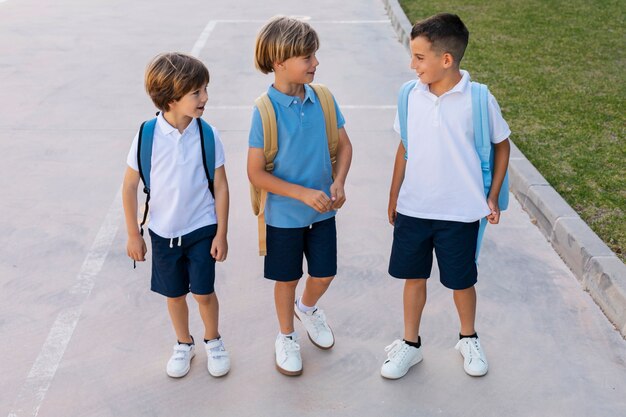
[309, 83, 339, 166]
[398, 80, 417, 159]
[471, 81, 491, 172]
[254, 93, 278, 172]
[197, 118, 215, 197]
[137, 118, 157, 192]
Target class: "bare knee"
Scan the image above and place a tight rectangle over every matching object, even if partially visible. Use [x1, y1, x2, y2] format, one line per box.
[192, 292, 216, 305]
[167, 294, 188, 305]
[310, 276, 334, 287]
[405, 279, 427, 290]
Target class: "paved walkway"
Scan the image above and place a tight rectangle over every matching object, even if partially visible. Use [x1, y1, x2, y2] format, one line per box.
[1, 1, 625, 416]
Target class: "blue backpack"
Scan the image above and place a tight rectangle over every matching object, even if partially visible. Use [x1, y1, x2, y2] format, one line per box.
[136, 117, 216, 237]
[397, 80, 509, 260]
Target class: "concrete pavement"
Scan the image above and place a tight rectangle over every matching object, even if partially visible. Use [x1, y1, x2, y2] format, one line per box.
[1, 0, 625, 416]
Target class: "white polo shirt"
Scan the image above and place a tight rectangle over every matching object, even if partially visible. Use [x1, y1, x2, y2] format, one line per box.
[127, 113, 225, 238]
[393, 70, 510, 223]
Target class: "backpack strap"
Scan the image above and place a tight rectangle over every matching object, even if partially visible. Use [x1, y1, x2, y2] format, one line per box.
[398, 80, 417, 159]
[198, 118, 216, 198]
[251, 93, 278, 256]
[309, 83, 339, 169]
[137, 117, 157, 237]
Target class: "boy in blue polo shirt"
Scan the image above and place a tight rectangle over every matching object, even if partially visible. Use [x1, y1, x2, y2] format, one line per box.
[380, 13, 510, 379]
[248, 16, 353, 376]
[122, 52, 231, 378]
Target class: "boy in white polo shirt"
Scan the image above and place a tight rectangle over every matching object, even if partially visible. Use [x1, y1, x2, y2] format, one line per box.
[122, 52, 231, 378]
[380, 13, 510, 379]
[248, 16, 353, 376]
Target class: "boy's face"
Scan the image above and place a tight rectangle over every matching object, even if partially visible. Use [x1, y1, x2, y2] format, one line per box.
[410, 36, 451, 85]
[276, 52, 319, 84]
[168, 83, 208, 119]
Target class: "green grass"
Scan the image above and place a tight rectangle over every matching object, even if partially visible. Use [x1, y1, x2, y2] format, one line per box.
[400, 0, 626, 261]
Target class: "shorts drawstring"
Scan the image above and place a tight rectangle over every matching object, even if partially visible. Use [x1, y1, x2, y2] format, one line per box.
[169, 236, 182, 248]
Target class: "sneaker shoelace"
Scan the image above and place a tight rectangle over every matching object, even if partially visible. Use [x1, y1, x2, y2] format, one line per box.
[280, 337, 301, 361]
[467, 339, 483, 361]
[309, 309, 330, 334]
[384, 340, 409, 363]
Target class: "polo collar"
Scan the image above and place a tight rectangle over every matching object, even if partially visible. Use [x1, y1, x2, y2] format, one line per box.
[413, 69, 471, 96]
[156, 112, 198, 136]
[268, 83, 317, 107]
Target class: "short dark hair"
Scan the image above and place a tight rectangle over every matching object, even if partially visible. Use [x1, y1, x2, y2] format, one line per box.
[145, 52, 209, 112]
[410, 13, 469, 66]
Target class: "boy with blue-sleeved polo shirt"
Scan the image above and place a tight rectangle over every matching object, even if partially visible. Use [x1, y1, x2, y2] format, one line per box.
[380, 14, 511, 379]
[248, 16, 353, 376]
[122, 52, 231, 379]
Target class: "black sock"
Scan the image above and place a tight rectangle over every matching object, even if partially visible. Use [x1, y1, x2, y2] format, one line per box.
[204, 336, 221, 344]
[178, 335, 194, 346]
[403, 337, 421, 349]
[459, 332, 478, 339]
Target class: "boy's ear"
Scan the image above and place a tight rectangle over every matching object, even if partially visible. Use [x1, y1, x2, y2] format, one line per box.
[442, 52, 455, 69]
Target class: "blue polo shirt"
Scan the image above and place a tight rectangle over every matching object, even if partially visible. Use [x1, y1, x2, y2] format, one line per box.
[249, 84, 345, 228]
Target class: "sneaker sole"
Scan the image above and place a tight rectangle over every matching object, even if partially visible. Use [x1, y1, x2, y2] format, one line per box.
[208, 368, 230, 378]
[275, 362, 303, 376]
[380, 356, 423, 380]
[294, 313, 335, 350]
[167, 352, 195, 378]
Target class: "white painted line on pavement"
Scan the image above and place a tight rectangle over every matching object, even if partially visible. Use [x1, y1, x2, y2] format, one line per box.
[8, 189, 122, 417]
[190, 20, 217, 57]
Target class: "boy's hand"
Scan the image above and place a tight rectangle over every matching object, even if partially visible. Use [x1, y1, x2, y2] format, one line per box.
[388, 202, 398, 225]
[211, 235, 228, 262]
[330, 181, 346, 209]
[301, 188, 332, 213]
[127, 235, 147, 262]
[486, 197, 501, 224]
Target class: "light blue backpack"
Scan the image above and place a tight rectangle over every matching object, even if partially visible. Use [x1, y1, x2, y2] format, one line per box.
[136, 117, 216, 237]
[397, 80, 509, 260]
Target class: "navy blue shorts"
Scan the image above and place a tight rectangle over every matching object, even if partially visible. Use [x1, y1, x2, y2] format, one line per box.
[388, 213, 479, 290]
[264, 217, 337, 282]
[149, 224, 217, 297]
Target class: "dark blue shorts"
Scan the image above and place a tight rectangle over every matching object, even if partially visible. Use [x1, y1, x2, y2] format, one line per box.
[388, 213, 479, 290]
[264, 217, 337, 282]
[149, 224, 217, 297]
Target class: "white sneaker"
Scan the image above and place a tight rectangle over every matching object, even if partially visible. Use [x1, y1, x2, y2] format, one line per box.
[294, 301, 335, 349]
[455, 337, 488, 376]
[380, 339, 423, 379]
[205, 338, 230, 377]
[275, 334, 302, 376]
[166, 342, 195, 378]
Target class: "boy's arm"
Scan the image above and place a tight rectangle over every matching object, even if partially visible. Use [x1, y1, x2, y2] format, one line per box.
[122, 167, 147, 262]
[211, 165, 229, 262]
[247, 147, 333, 213]
[388, 141, 407, 225]
[330, 127, 353, 209]
[486, 138, 511, 224]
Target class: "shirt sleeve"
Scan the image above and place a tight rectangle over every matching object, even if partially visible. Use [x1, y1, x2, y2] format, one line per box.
[488, 93, 511, 144]
[126, 131, 140, 171]
[332, 96, 346, 129]
[212, 126, 225, 168]
[393, 111, 400, 135]
[248, 107, 264, 149]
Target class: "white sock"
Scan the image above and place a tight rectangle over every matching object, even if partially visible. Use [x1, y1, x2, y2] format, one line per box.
[279, 331, 297, 340]
[297, 296, 316, 313]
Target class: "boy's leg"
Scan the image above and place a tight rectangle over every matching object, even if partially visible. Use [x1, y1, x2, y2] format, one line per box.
[193, 293, 219, 341]
[167, 295, 193, 343]
[300, 275, 333, 307]
[275, 280, 299, 334]
[382, 214, 432, 379]
[403, 278, 427, 343]
[453, 285, 476, 336]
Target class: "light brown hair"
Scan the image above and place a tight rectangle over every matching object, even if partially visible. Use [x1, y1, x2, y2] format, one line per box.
[144, 52, 209, 112]
[254, 16, 319, 74]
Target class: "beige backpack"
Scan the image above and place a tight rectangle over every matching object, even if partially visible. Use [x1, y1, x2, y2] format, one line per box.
[250, 83, 339, 255]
